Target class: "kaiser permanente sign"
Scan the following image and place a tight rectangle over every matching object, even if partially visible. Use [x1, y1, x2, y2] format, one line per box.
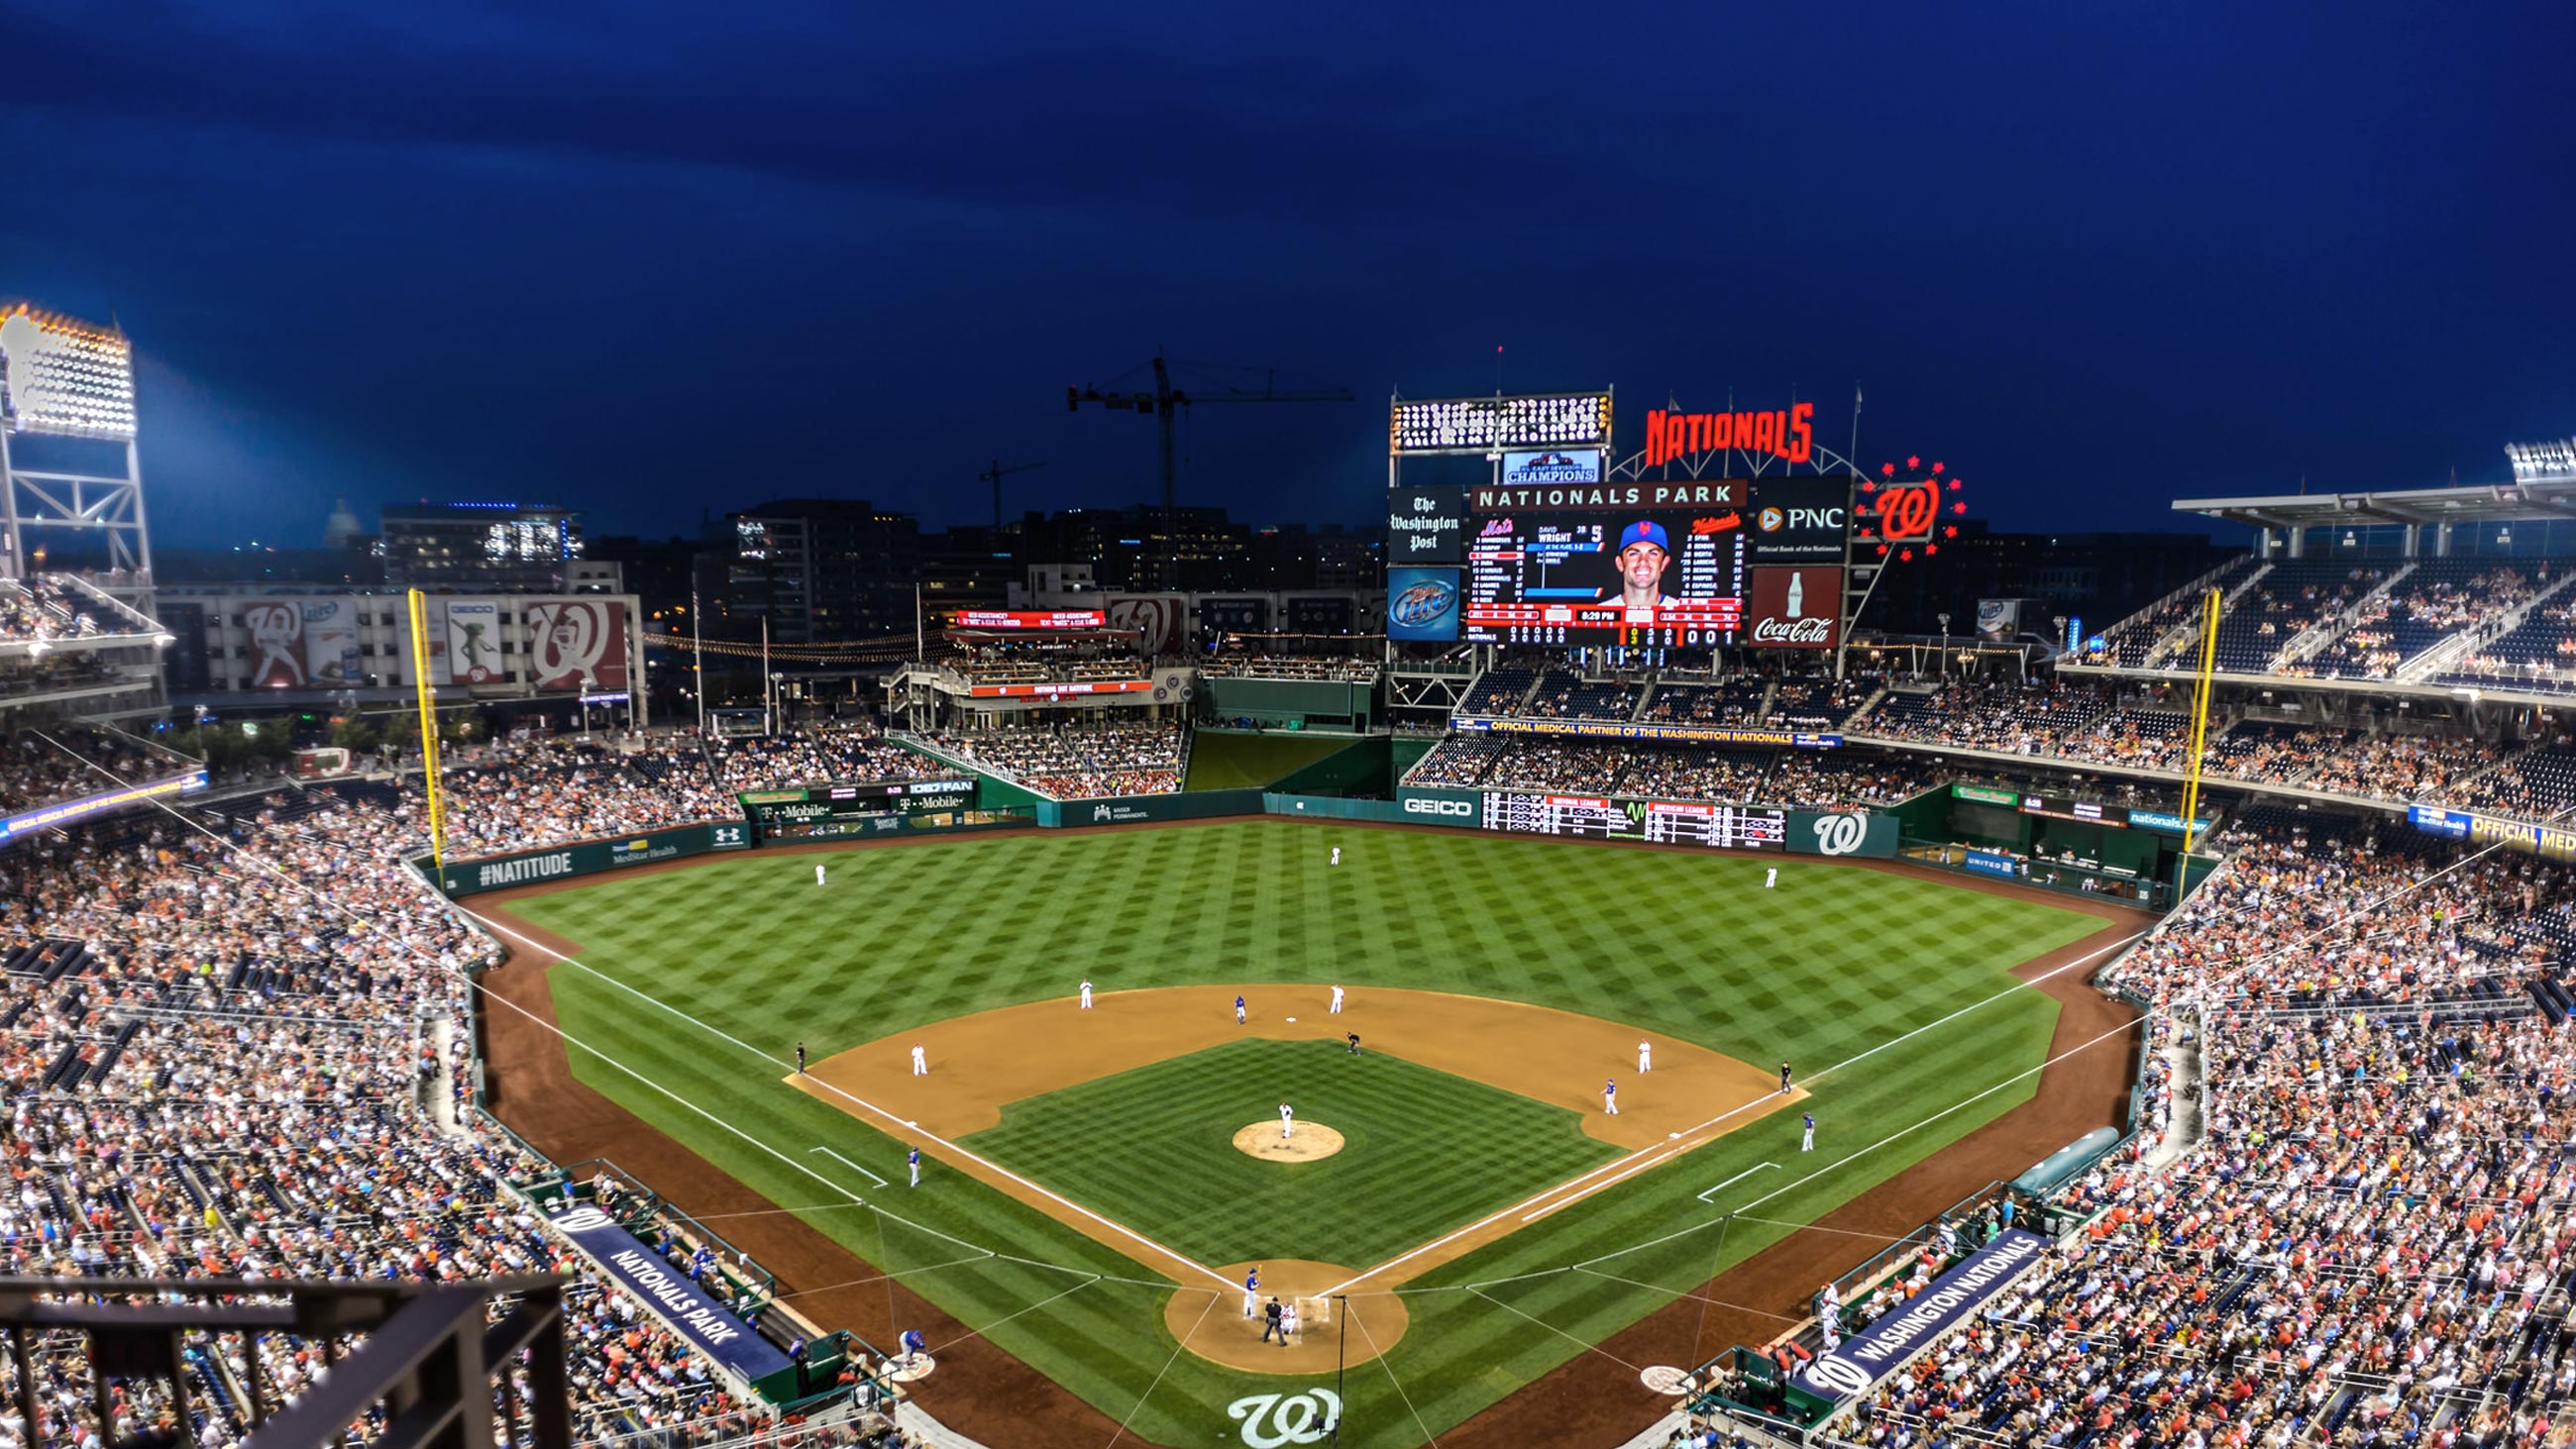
[1795, 1228, 2049, 1404]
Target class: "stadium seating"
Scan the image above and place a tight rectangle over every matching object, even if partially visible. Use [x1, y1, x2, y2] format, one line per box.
[1455, 665, 1542, 715]
[2200, 561, 2395, 673]
[2437, 600, 2576, 696]
[934, 721, 1183, 797]
[1519, 669, 1644, 722]
[1642, 678, 1770, 725]
[2288, 560, 2539, 679]
[2459, 741, 2576, 822]
[2079, 556, 2261, 668]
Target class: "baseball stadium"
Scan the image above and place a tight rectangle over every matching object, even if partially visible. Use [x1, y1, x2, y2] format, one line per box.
[9, 302, 2576, 1449]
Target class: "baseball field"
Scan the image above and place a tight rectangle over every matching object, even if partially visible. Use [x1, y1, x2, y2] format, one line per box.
[473, 819, 2140, 1448]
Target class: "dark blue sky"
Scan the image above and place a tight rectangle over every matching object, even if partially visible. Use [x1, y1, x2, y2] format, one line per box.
[6, 0, 2570, 550]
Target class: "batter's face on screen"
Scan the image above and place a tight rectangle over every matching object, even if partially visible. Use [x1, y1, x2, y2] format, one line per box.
[1616, 542, 1668, 595]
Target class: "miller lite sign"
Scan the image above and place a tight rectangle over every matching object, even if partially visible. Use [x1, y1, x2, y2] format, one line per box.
[1744, 566, 1841, 649]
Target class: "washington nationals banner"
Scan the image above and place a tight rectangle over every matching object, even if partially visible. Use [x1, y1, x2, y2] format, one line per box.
[1794, 1228, 2048, 1405]
[542, 1203, 790, 1382]
[239, 599, 306, 687]
[524, 597, 631, 690]
[446, 598, 502, 683]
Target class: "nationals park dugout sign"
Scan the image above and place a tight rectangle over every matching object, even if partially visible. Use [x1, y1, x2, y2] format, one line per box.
[1792, 1228, 2048, 1406]
[544, 1204, 792, 1382]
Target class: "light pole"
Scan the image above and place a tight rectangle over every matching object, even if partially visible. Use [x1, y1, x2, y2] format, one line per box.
[1936, 613, 1951, 681]
[580, 672, 595, 740]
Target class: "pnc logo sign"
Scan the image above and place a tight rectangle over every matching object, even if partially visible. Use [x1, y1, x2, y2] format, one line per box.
[1759, 506, 1846, 533]
[1403, 796, 1474, 817]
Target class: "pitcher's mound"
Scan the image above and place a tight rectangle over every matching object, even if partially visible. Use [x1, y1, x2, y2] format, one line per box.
[1233, 1121, 1344, 1161]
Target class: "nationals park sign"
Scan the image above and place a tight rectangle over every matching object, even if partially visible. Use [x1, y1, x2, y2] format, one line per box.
[544, 1205, 791, 1382]
[1793, 1228, 2049, 1405]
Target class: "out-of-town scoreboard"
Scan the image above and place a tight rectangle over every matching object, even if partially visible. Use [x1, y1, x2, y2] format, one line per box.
[736, 779, 979, 840]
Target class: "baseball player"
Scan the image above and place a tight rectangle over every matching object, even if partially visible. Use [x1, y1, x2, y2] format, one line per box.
[912, 1043, 927, 1077]
[1261, 1297, 1287, 1344]
[1235, 994, 1247, 1025]
[1346, 1032, 1361, 1057]
[795, 1041, 805, 1075]
[1242, 1267, 1261, 1317]
[1330, 984, 1345, 1014]
[1603, 1078, 1619, 1115]
[815, 862, 826, 886]
[1279, 1102, 1295, 1140]
[1780, 1061, 1793, 1095]
[899, 1328, 926, 1368]
[1331, 846, 1342, 867]
[1637, 1040, 1653, 1073]
[909, 1147, 922, 1186]
[1801, 1112, 1816, 1152]
[1766, 866, 1777, 888]
[1079, 978, 1094, 1010]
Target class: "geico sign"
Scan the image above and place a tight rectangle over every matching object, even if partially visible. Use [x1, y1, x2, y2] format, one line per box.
[1751, 616, 1834, 645]
[1404, 797, 1474, 817]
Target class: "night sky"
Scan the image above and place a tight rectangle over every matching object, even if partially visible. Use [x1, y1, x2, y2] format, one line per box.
[6, 0, 2570, 551]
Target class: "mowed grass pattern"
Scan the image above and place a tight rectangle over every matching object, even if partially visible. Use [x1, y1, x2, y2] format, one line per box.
[518, 820, 2114, 1447]
[964, 1039, 1622, 1266]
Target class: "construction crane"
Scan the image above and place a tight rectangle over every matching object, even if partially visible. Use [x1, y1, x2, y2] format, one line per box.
[1067, 353, 1353, 512]
[977, 459, 1046, 529]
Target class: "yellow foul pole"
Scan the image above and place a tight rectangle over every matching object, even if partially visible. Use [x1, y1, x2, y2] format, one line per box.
[2175, 586, 2222, 892]
[407, 588, 448, 875]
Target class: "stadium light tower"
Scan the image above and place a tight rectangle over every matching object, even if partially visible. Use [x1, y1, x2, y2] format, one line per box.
[0, 303, 151, 585]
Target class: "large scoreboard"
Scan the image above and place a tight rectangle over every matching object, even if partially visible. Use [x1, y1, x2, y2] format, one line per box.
[1480, 791, 1787, 850]
[738, 778, 978, 840]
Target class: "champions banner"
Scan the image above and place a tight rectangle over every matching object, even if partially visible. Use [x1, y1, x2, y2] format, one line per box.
[542, 1204, 791, 1382]
[1794, 1229, 2049, 1404]
[1449, 716, 1841, 749]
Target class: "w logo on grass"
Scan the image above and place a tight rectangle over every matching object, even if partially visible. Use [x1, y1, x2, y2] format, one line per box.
[1227, 1389, 1341, 1446]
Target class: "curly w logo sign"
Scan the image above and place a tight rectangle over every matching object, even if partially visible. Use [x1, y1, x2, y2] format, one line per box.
[1227, 1389, 1341, 1447]
[524, 599, 629, 690]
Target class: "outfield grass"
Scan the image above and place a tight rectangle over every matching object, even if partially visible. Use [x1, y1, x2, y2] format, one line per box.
[964, 1038, 1622, 1267]
[1182, 729, 1354, 790]
[519, 820, 2109, 1447]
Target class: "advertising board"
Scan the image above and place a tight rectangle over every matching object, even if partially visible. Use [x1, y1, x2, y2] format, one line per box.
[525, 597, 631, 690]
[1499, 450, 1603, 486]
[1387, 484, 1468, 563]
[1450, 716, 1839, 749]
[301, 597, 362, 685]
[954, 609, 1107, 630]
[1792, 1229, 2048, 1405]
[446, 598, 502, 683]
[0, 770, 207, 844]
[540, 1204, 790, 1382]
[1384, 568, 1462, 642]
[1743, 567, 1841, 649]
[966, 679, 1155, 699]
[1963, 849, 2021, 880]
[1478, 791, 1787, 849]
[437, 822, 751, 896]
[1395, 786, 1483, 824]
[2019, 794, 2127, 826]
[243, 599, 306, 686]
[1747, 476, 1851, 562]
[738, 779, 977, 839]
[1787, 809, 1897, 858]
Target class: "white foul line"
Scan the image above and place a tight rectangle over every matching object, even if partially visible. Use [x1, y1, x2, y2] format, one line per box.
[810, 1145, 890, 1188]
[464, 906, 1239, 1293]
[1696, 1161, 1780, 1204]
[1522, 1149, 1670, 1224]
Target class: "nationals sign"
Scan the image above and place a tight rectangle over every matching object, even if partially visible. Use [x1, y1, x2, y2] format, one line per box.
[1743, 567, 1842, 650]
[524, 598, 630, 690]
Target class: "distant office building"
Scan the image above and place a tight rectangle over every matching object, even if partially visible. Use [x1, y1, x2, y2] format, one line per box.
[378, 502, 584, 589]
[725, 498, 919, 643]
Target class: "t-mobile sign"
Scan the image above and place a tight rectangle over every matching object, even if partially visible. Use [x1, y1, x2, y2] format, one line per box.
[1744, 566, 1841, 649]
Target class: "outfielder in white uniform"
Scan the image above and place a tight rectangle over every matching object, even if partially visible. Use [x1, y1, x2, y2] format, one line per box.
[1330, 984, 1345, 1014]
[1765, 867, 1777, 888]
[910, 1043, 927, 1076]
[1079, 979, 1093, 1010]
[1331, 847, 1341, 866]
[1279, 1102, 1295, 1140]
[1638, 1041, 1652, 1073]
[815, 863, 826, 886]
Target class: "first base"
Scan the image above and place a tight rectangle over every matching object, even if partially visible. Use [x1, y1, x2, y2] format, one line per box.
[1286, 1016, 1297, 1023]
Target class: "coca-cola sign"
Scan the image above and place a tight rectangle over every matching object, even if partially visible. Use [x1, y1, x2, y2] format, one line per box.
[1744, 566, 1841, 650]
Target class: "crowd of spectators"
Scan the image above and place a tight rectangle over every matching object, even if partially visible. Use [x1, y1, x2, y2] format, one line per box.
[1197, 655, 1380, 682]
[417, 739, 737, 855]
[708, 730, 942, 792]
[0, 725, 195, 811]
[0, 779, 827, 1449]
[1520, 670, 1645, 722]
[2302, 734, 2506, 805]
[936, 721, 1184, 797]
[0, 577, 121, 644]
[2288, 564, 2541, 681]
[1823, 811, 2576, 1447]
[1859, 682, 2115, 756]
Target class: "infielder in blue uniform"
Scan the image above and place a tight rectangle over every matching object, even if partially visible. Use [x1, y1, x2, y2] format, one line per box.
[1235, 994, 1247, 1025]
[1801, 1112, 1815, 1152]
[909, 1147, 921, 1186]
[1603, 1078, 1619, 1115]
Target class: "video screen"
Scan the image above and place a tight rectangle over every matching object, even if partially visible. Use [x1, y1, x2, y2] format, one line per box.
[1464, 508, 1748, 646]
